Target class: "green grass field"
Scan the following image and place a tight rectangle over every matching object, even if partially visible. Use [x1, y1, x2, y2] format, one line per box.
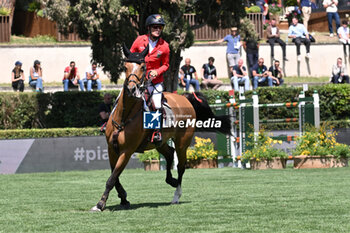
[1, 167, 350, 232]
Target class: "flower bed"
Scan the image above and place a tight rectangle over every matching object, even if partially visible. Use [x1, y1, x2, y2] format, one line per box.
[293, 155, 348, 169]
[186, 137, 218, 169]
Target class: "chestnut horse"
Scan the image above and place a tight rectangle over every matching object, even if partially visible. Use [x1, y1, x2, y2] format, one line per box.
[90, 45, 230, 212]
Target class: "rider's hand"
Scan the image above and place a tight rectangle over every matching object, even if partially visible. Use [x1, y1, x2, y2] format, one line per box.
[149, 70, 158, 80]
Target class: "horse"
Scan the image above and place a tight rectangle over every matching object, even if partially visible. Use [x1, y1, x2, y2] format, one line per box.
[90, 45, 231, 212]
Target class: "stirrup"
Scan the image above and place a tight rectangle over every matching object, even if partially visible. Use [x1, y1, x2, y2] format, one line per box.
[151, 130, 162, 143]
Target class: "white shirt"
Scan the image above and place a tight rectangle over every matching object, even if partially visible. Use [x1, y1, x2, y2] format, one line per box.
[149, 39, 158, 53]
[84, 66, 100, 79]
[323, 0, 338, 13]
[337, 26, 349, 40]
[271, 27, 277, 36]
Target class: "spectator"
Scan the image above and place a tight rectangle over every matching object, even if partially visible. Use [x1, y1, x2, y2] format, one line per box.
[243, 37, 260, 75]
[268, 60, 284, 86]
[201, 57, 223, 90]
[209, 27, 241, 73]
[256, 0, 269, 23]
[84, 62, 102, 91]
[331, 57, 349, 84]
[288, 17, 311, 61]
[323, 0, 340, 37]
[99, 93, 113, 127]
[297, 0, 312, 30]
[266, 18, 288, 61]
[29, 60, 44, 92]
[63, 61, 84, 91]
[231, 58, 250, 92]
[179, 58, 200, 92]
[11, 61, 25, 92]
[252, 58, 273, 89]
[337, 20, 350, 56]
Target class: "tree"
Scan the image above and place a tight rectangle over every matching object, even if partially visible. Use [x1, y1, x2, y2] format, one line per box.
[44, 0, 247, 92]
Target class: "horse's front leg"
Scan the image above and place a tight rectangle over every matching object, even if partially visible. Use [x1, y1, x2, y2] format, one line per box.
[90, 152, 131, 212]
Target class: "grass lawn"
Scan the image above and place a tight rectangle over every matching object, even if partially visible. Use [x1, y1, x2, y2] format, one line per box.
[0, 167, 349, 232]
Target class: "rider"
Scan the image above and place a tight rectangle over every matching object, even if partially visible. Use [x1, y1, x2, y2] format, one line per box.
[130, 14, 170, 144]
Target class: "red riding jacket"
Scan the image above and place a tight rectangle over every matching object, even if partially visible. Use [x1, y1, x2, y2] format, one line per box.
[130, 35, 170, 85]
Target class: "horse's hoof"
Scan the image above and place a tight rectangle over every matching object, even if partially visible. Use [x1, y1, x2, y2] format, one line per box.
[171, 200, 180, 204]
[90, 205, 102, 212]
[120, 200, 131, 210]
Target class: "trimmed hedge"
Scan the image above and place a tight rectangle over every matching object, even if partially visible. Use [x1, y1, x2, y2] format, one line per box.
[0, 85, 349, 130]
[0, 127, 102, 139]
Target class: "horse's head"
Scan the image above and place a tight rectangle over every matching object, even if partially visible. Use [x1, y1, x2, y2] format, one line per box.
[122, 44, 149, 98]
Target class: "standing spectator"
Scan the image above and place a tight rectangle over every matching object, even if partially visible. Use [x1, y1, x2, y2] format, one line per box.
[288, 17, 311, 61]
[63, 61, 84, 91]
[209, 27, 241, 74]
[84, 62, 102, 91]
[331, 57, 349, 84]
[268, 60, 284, 86]
[323, 0, 340, 37]
[256, 0, 269, 23]
[252, 58, 273, 89]
[297, 0, 312, 30]
[231, 58, 250, 92]
[243, 37, 260, 75]
[201, 57, 223, 90]
[99, 93, 113, 127]
[266, 18, 288, 61]
[29, 60, 44, 92]
[179, 58, 200, 91]
[337, 20, 350, 56]
[11, 61, 25, 92]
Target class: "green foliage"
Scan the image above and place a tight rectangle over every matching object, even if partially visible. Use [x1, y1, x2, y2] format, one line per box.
[246, 6, 261, 13]
[137, 149, 160, 162]
[284, 0, 298, 6]
[0, 127, 101, 139]
[186, 136, 218, 161]
[239, 17, 259, 41]
[27, 1, 41, 12]
[242, 129, 288, 161]
[0, 91, 119, 129]
[293, 124, 350, 158]
[0, 7, 11, 16]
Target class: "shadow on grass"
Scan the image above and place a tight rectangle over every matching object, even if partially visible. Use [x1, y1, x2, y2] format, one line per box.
[105, 201, 191, 211]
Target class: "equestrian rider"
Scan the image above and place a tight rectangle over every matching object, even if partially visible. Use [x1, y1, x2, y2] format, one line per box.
[130, 14, 170, 144]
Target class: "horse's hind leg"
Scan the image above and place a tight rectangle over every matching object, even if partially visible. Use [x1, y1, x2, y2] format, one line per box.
[156, 143, 178, 188]
[171, 145, 187, 204]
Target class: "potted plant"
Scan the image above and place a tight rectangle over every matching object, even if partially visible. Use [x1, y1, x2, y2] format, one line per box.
[241, 129, 288, 170]
[293, 124, 350, 169]
[137, 149, 160, 171]
[268, 3, 283, 23]
[186, 137, 218, 169]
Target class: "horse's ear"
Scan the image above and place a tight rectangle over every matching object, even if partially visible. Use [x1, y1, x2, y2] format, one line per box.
[140, 44, 149, 58]
[122, 43, 131, 58]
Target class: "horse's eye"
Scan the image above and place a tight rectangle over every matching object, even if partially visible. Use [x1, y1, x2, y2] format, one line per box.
[123, 66, 127, 71]
[141, 66, 145, 71]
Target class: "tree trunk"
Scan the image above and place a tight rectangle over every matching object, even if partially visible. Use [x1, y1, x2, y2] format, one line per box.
[164, 49, 183, 93]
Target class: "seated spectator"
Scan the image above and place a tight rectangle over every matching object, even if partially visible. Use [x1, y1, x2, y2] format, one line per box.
[99, 93, 113, 127]
[266, 18, 288, 61]
[331, 57, 349, 84]
[268, 60, 284, 86]
[11, 61, 25, 92]
[63, 61, 84, 91]
[231, 58, 250, 92]
[252, 58, 273, 89]
[288, 17, 311, 61]
[337, 20, 350, 56]
[179, 58, 200, 92]
[29, 60, 44, 92]
[201, 57, 223, 90]
[84, 62, 102, 91]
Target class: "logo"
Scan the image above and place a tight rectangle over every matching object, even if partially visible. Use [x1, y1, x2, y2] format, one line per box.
[143, 111, 161, 129]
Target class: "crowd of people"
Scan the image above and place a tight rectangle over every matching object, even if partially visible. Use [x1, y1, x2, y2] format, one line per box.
[11, 60, 103, 92]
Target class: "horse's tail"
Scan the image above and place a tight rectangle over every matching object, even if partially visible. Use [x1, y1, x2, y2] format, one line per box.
[184, 92, 231, 135]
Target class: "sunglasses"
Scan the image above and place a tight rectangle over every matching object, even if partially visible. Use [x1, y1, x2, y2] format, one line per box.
[151, 25, 163, 30]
